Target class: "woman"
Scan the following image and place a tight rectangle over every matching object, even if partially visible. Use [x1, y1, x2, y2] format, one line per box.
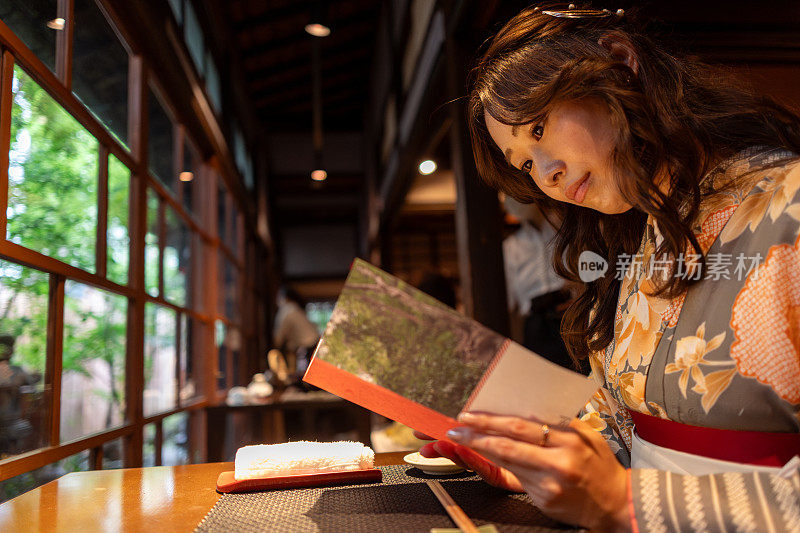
[419, 4, 800, 531]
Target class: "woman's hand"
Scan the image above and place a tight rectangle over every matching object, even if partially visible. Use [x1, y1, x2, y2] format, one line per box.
[414, 430, 524, 492]
[445, 413, 630, 531]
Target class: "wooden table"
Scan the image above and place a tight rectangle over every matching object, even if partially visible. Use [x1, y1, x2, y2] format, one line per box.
[0, 452, 410, 532]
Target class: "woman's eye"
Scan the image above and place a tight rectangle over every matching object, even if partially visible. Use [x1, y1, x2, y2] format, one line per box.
[532, 124, 544, 140]
[521, 160, 532, 173]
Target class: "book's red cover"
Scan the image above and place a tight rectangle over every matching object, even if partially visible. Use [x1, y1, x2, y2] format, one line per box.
[304, 358, 457, 441]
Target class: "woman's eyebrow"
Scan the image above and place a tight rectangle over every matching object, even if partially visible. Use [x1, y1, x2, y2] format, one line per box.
[511, 124, 520, 137]
[504, 148, 514, 165]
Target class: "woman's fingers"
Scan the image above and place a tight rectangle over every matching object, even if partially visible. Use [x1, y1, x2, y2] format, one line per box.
[419, 440, 468, 469]
[418, 441, 440, 458]
[417, 439, 524, 492]
[413, 430, 433, 441]
[457, 412, 567, 447]
[446, 441, 524, 492]
[447, 426, 555, 468]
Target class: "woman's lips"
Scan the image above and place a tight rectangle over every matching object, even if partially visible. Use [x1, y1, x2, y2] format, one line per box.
[574, 173, 590, 203]
[565, 173, 590, 203]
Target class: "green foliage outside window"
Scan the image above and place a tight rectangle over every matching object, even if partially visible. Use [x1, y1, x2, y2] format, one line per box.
[9, 65, 98, 272]
[107, 156, 130, 286]
[0, 260, 48, 376]
[145, 189, 160, 297]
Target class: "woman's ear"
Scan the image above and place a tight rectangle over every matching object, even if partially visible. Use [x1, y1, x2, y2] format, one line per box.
[598, 34, 640, 75]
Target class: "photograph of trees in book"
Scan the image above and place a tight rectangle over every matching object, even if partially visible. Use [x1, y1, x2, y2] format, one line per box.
[314, 259, 506, 418]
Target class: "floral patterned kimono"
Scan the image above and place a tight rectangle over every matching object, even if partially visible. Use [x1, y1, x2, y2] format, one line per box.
[580, 148, 800, 531]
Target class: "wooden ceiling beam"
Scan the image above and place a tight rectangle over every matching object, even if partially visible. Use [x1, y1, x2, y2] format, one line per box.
[232, 2, 310, 33]
[256, 70, 363, 103]
[233, 0, 375, 36]
[274, 208, 359, 226]
[280, 92, 365, 114]
[261, 104, 367, 131]
[271, 177, 363, 195]
[254, 72, 365, 109]
[247, 48, 370, 97]
[241, 15, 375, 63]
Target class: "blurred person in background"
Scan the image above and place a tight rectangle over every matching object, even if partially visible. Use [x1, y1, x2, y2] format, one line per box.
[503, 196, 579, 371]
[273, 287, 320, 385]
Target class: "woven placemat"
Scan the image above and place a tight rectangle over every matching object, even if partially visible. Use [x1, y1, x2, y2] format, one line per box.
[195, 465, 580, 532]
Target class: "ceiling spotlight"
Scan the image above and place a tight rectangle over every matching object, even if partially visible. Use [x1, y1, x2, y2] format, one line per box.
[418, 160, 437, 175]
[311, 169, 328, 181]
[47, 18, 65, 30]
[304, 23, 330, 37]
[179, 171, 194, 182]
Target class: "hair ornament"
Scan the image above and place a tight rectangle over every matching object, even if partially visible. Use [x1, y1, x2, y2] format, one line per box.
[541, 5, 625, 19]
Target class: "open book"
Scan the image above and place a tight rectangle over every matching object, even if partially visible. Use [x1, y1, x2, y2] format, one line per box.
[303, 259, 599, 441]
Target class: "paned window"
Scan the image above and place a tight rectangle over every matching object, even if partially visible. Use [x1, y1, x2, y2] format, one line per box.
[107, 155, 130, 285]
[162, 411, 189, 466]
[144, 189, 159, 297]
[0, 260, 49, 456]
[164, 206, 190, 307]
[72, 0, 128, 146]
[143, 303, 177, 417]
[60, 281, 127, 442]
[9, 66, 98, 271]
[178, 314, 199, 403]
[214, 319, 226, 390]
[147, 88, 174, 191]
[0, 1, 57, 72]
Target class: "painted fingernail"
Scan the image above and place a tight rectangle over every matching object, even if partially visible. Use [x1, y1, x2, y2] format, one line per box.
[457, 412, 475, 423]
[419, 443, 436, 457]
[446, 427, 469, 441]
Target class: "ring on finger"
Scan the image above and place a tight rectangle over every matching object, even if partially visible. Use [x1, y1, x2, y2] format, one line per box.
[539, 424, 550, 447]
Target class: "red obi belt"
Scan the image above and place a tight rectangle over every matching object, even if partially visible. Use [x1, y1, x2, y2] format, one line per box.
[627, 410, 800, 467]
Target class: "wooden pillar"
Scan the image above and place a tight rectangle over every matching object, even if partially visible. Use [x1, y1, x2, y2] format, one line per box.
[125, 55, 147, 467]
[445, 36, 509, 336]
[204, 162, 221, 405]
[55, 0, 74, 89]
[46, 275, 65, 446]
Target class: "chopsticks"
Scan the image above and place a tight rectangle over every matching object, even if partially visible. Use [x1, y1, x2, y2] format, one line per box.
[426, 480, 481, 533]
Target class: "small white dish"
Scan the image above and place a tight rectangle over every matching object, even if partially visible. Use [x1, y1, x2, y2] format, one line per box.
[403, 452, 465, 475]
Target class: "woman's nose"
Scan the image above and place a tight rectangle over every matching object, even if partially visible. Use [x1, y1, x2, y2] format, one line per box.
[539, 158, 566, 188]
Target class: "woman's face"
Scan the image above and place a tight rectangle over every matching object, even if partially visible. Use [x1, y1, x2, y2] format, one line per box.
[484, 100, 633, 214]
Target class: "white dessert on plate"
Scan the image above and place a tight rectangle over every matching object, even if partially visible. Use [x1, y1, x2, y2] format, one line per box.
[234, 441, 375, 481]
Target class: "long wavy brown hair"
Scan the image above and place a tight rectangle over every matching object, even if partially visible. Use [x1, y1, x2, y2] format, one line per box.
[468, 4, 800, 363]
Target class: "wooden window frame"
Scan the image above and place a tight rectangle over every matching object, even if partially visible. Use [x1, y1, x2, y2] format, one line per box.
[0, 0, 260, 483]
